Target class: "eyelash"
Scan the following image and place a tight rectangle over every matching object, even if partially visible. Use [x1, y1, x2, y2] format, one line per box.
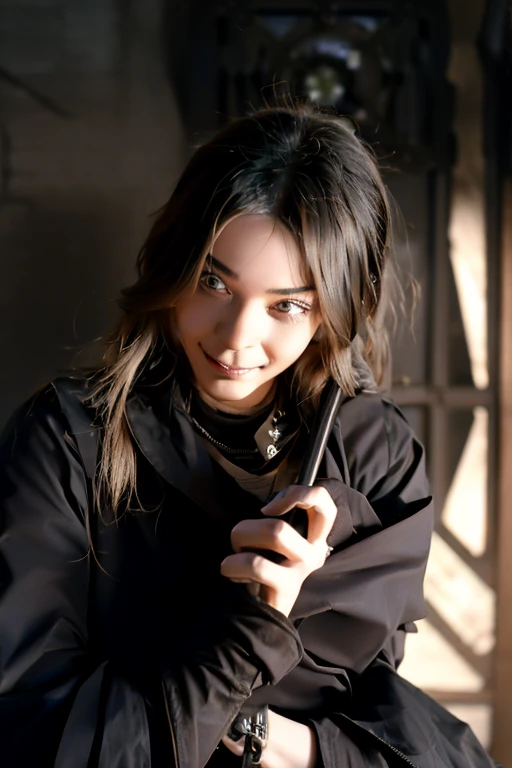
[199, 271, 313, 319]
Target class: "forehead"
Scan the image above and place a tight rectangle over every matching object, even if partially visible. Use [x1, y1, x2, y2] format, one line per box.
[211, 214, 308, 287]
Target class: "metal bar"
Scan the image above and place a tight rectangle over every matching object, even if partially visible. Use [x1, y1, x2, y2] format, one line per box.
[424, 601, 492, 681]
[391, 385, 493, 407]
[436, 524, 493, 585]
[428, 166, 451, 514]
[492, 179, 512, 763]
[424, 689, 494, 704]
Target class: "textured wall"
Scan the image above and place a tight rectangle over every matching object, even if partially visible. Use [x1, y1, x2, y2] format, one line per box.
[0, 0, 187, 428]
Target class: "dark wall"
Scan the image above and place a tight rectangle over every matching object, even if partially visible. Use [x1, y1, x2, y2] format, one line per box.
[0, 0, 187, 429]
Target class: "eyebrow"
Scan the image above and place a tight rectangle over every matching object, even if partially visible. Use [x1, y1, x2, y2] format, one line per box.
[206, 256, 316, 295]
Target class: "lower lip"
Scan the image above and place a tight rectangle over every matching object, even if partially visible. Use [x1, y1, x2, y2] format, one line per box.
[202, 349, 258, 377]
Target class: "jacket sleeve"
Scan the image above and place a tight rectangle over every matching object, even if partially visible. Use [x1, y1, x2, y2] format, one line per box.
[296, 395, 435, 767]
[0, 390, 303, 768]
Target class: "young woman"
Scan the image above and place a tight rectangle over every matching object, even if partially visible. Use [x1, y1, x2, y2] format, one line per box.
[0, 104, 496, 767]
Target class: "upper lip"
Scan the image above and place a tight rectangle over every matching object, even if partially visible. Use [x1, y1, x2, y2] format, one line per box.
[202, 348, 263, 370]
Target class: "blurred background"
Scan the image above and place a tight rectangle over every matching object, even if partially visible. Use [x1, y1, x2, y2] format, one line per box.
[0, 0, 511, 762]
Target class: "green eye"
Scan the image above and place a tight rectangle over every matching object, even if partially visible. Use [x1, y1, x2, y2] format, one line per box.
[200, 272, 226, 291]
[275, 300, 310, 316]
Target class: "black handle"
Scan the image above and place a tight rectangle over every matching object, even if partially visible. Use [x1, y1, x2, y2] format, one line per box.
[258, 380, 342, 563]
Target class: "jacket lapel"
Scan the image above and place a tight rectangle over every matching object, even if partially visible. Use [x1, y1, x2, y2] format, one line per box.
[125, 386, 263, 525]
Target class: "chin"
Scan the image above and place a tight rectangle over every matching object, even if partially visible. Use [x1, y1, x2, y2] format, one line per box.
[198, 379, 274, 411]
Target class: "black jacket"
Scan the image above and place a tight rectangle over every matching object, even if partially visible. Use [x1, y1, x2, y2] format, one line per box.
[0, 377, 496, 767]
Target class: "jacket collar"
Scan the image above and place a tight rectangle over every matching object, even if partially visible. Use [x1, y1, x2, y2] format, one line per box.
[125, 378, 264, 524]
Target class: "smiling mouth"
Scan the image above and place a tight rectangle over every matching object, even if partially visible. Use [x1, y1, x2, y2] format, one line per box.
[201, 348, 262, 376]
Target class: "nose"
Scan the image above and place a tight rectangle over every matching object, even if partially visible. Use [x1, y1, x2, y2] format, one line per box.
[215, 298, 265, 352]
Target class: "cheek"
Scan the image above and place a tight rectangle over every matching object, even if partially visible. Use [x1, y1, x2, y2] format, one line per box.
[175, 297, 212, 341]
[272, 319, 321, 363]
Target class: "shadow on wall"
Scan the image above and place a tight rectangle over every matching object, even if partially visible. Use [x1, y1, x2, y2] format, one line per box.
[0, 0, 189, 431]
[0, 189, 147, 429]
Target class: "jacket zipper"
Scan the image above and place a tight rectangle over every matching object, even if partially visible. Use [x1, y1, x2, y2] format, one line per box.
[365, 726, 419, 767]
[161, 680, 180, 768]
[336, 709, 418, 767]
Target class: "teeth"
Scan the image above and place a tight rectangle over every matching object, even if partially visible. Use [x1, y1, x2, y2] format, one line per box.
[217, 359, 249, 372]
[204, 349, 255, 372]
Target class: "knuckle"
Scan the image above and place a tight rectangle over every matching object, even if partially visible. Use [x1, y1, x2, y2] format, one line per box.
[315, 487, 337, 516]
[327, 499, 337, 519]
[270, 518, 287, 537]
[315, 485, 332, 504]
[230, 519, 248, 541]
[289, 484, 305, 500]
[251, 553, 268, 574]
[305, 486, 327, 507]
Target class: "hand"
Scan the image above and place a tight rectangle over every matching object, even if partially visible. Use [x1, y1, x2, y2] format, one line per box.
[221, 709, 317, 768]
[220, 484, 336, 617]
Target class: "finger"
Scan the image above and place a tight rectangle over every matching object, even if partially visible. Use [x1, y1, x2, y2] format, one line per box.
[221, 551, 295, 593]
[221, 733, 245, 757]
[260, 486, 299, 516]
[262, 485, 336, 545]
[230, 517, 311, 563]
[261, 484, 335, 521]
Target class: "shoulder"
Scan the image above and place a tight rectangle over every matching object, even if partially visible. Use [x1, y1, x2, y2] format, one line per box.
[1, 375, 95, 467]
[1, 383, 63, 451]
[0, 379, 92, 577]
[336, 388, 417, 450]
[338, 388, 411, 426]
[333, 390, 428, 500]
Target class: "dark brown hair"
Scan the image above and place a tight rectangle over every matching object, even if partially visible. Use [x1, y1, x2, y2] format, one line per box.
[89, 102, 393, 514]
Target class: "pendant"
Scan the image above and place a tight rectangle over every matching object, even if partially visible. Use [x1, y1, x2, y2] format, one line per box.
[266, 409, 284, 460]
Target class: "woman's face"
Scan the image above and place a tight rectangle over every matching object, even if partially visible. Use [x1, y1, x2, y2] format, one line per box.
[174, 214, 322, 413]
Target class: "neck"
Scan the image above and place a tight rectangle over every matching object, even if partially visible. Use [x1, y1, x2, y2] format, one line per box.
[194, 383, 277, 416]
